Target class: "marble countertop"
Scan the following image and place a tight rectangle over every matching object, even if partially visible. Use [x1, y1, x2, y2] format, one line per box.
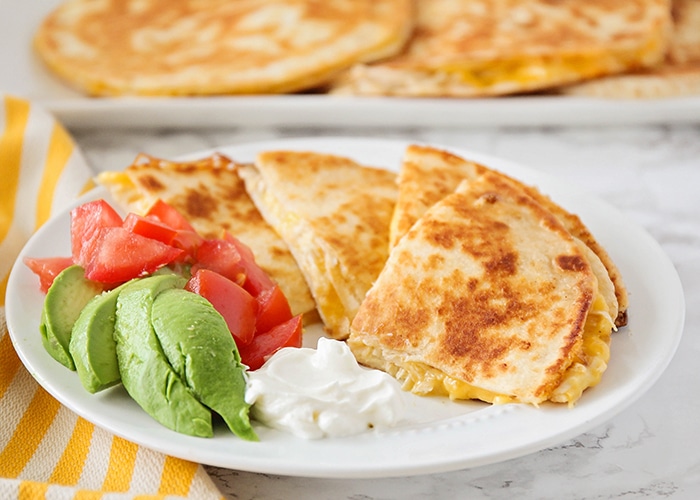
[70, 122, 699, 500]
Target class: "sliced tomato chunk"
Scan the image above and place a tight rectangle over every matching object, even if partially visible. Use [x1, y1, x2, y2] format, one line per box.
[145, 199, 196, 232]
[83, 226, 183, 283]
[193, 238, 246, 286]
[185, 269, 258, 346]
[170, 229, 204, 262]
[123, 213, 178, 245]
[222, 232, 275, 296]
[238, 315, 303, 370]
[23, 256, 74, 294]
[255, 284, 293, 335]
[70, 199, 123, 266]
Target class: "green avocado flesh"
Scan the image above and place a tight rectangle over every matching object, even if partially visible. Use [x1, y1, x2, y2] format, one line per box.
[41, 265, 104, 370]
[151, 288, 258, 442]
[69, 281, 131, 393]
[113, 274, 214, 438]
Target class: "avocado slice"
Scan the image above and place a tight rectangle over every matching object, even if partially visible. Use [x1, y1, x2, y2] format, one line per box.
[151, 288, 258, 441]
[114, 274, 213, 438]
[69, 280, 132, 393]
[40, 265, 104, 370]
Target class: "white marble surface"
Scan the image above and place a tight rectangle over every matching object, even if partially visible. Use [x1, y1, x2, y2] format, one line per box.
[69, 123, 700, 500]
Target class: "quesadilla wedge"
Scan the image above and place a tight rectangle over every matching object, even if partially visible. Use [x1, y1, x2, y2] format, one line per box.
[349, 171, 617, 406]
[238, 150, 397, 339]
[560, 0, 700, 98]
[329, 0, 671, 97]
[96, 153, 316, 318]
[34, 0, 413, 96]
[392, 144, 628, 328]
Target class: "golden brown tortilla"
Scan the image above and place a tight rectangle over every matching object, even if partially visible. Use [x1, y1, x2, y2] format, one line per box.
[350, 170, 616, 405]
[330, 0, 672, 97]
[238, 150, 397, 339]
[560, 0, 700, 98]
[34, 0, 413, 96]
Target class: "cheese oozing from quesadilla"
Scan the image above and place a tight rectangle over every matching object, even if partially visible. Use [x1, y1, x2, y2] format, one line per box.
[238, 150, 397, 340]
[364, 287, 612, 406]
[349, 171, 617, 406]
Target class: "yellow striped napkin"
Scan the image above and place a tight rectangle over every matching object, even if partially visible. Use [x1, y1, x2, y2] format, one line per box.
[0, 95, 225, 499]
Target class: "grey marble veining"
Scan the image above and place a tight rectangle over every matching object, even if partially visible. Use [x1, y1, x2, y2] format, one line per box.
[71, 123, 700, 500]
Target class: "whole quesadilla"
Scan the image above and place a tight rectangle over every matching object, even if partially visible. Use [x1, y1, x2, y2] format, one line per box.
[238, 150, 397, 339]
[392, 144, 628, 328]
[96, 153, 316, 318]
[349, 170, 617, 406]
[34, 0, 413, 96]
[330, 0, 672, 97]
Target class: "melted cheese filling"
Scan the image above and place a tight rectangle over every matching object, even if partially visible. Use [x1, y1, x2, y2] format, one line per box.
[549, 292, 613, 406]
[385, 291, 613, 406]
[436, 38, 665, 90]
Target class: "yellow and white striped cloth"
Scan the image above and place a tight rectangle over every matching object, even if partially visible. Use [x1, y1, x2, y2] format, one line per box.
[0, 95, 225, 499]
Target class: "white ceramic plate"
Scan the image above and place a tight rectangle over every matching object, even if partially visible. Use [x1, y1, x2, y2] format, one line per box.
[4, 0, 700, 128]
[6, 137, 685, 478]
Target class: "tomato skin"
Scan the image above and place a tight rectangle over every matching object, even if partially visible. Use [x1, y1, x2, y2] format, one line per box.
[192, 238, 246, 286]
[255, 284, 293, 335]
[185, 269, 258, 346]
[222, 232, 275, 296]
[83, 227, 183, 283]
[70, 199, 123, 266]
[23, 256, 74, 293]
[145, 199, 196, 232]
[237, 315, 303, 370]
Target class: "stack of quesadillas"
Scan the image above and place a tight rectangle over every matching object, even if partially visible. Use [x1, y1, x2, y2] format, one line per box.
[346, 145, 626, 406]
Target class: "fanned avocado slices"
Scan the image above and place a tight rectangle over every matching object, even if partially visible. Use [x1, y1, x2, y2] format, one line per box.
[113, 274, 213, 438]
[151, 288, 258, 442]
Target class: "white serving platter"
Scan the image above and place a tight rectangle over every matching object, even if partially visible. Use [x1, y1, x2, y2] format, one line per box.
[2, 0, 700, 129]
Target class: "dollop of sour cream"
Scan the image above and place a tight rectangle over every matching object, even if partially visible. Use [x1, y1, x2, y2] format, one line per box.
[244, 338, 405, 439]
